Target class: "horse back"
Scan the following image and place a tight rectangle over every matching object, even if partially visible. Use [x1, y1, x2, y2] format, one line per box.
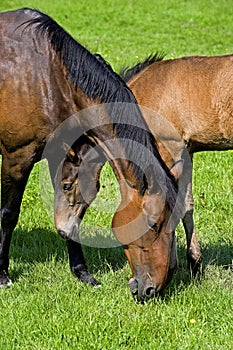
[128, 55, 233, 152]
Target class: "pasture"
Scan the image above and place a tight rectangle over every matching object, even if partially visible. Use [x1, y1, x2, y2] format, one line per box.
[0, 0, 232, 349]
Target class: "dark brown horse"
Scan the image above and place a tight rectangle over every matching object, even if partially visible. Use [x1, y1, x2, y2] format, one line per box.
[0, 9, 181, 300]
[56, 53, 233, 296]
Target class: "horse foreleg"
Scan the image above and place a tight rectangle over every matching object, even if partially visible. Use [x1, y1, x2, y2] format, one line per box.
[53, 166, 101, 288]
[0, 156, 32, 287]
[182, 182, 202, 278]
[66, 239, 101, 287]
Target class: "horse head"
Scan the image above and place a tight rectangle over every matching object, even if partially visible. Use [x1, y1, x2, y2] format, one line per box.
[55, 136, 183, 301]
[111, 160, 183, 300]
[54, 137, 104, 241]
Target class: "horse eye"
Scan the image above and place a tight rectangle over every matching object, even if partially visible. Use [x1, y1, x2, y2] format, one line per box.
[63, 183, 73, 191]
[148, 220, 158, 231]
[125, 179, 136, 189]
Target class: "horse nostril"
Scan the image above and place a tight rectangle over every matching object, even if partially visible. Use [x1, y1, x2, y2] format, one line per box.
[144, 286, 156, 299]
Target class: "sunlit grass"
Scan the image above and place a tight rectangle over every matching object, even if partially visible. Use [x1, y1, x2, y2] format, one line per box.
[0, 1, 232, 349]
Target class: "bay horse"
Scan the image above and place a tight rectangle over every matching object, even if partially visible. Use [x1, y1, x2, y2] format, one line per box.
[56, 53, 233, 295]
[55, 133, 183, 300]
[0, 8, 181, 300]
[121, 53, 233, 274]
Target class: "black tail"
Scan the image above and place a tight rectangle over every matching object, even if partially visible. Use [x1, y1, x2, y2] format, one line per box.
[119, 52, 166, 82]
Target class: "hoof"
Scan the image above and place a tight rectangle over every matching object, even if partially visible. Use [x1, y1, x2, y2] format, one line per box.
[0, 271, 12, 288]
[72, 264, 101, 287]
[187, 247, 203, 279]
[188, 258, 202, 279]
[89, 276, 102, 288]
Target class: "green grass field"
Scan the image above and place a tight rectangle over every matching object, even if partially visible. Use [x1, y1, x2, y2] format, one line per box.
[0, 1, 232, 349]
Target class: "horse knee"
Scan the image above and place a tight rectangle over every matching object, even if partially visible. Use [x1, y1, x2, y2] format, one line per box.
[1, 208, 11, 219]
[1, 208, 11, 224]
[1, 207, 19, 229]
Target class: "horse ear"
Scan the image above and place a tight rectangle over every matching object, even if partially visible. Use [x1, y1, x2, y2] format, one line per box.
[144, 164, 158, 192]
[63, 142, 71, 154]
[170, 159, 183, 181]
[62, 142, 80, 165]
[82, 145, 105, 164]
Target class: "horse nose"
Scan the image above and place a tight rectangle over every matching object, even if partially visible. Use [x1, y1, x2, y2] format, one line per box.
[129, 277, 156, 301]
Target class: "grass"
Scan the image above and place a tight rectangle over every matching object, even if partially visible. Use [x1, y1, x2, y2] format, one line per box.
[0, 1, 233, 349]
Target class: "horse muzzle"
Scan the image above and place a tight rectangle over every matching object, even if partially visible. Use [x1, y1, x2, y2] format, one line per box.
[56, 217, 81, 242]
[129, 277, 158, 301]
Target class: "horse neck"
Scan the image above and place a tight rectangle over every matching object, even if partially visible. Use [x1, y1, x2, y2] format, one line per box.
[85, 134, 142, 190]
[109, 159, 138, 185]
[74, 131, 143, 194]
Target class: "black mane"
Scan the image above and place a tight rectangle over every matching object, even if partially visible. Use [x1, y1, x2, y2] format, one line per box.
[23, 8, 132, 104]
[119, 53, 166, 82]
[22, 9, 177, 204]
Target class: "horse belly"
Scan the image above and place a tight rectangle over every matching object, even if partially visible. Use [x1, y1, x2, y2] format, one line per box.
[187, 69, 233, 152]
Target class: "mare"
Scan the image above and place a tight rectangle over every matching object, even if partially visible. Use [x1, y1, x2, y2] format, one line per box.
[57, 53, 233, 292]
[0, 8, 181, 300]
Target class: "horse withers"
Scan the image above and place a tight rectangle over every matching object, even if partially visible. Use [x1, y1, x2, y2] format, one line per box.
[0, 8, 180, 301]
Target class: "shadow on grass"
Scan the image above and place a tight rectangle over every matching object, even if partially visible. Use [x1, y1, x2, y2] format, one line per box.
[177, 243, 232, 279]
[201, 243, 233, 270]
[9, 227, 232, 289]
[9, 226, 126, 282]
[163, 243, 233, 299]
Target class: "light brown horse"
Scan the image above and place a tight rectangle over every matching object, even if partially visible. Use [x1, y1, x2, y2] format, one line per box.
[0, 9, 181, 300]
[56, 53, 233, 297]
[122, 53, 233, 275]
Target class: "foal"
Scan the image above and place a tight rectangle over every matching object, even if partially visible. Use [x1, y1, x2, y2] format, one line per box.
[122, 53, 233, 275]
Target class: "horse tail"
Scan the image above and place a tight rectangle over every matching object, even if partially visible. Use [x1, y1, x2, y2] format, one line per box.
[119, 52, 166, 83]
